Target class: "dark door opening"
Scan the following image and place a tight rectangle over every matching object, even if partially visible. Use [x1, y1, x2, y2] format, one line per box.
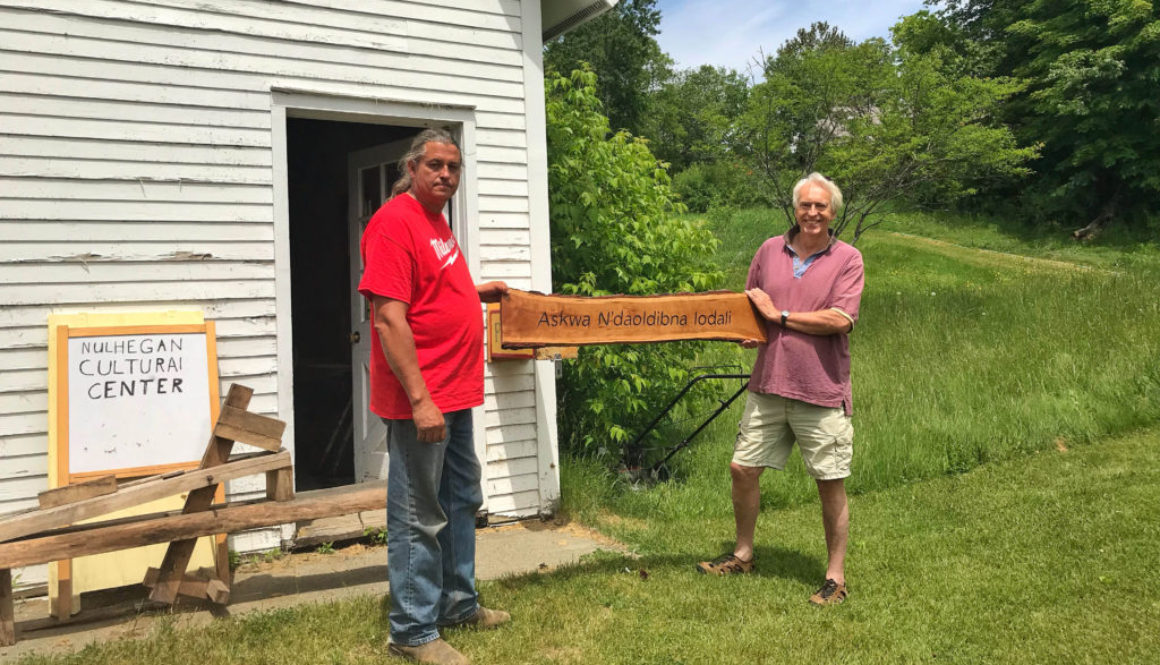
[286, 117, 419, 491]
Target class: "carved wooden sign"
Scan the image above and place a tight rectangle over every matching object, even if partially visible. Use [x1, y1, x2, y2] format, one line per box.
[499, 289, 767, 348]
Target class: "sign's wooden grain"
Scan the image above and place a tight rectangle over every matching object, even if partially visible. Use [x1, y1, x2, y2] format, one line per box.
[499, 290, 767, 348]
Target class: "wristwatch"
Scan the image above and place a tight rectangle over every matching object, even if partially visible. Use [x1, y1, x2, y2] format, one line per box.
[780, 310, 790, 327]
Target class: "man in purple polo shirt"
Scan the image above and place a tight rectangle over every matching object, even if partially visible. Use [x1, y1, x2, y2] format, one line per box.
[697, 173, 864, 607]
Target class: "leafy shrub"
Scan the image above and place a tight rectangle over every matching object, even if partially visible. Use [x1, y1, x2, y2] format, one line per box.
[546, 67, 725, 458]
[672, 161, 769, 213]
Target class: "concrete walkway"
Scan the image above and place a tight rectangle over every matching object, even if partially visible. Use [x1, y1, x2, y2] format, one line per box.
[3, 520, 623, 660]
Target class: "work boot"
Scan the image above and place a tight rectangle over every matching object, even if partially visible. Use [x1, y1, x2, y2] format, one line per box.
[388, 638, 469, 665]
[440, 605, 511, 630]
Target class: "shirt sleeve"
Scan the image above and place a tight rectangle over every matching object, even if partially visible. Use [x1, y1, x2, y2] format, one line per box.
[746, 247, 763, 290]
[358, 225, 414, 305]
[827, 251, 864, 325]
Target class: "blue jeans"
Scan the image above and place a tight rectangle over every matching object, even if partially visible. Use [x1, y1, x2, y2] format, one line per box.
[384, 409, 483, 646]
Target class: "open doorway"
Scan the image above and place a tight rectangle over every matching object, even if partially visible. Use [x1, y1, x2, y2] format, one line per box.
[286, 117, 419, 491]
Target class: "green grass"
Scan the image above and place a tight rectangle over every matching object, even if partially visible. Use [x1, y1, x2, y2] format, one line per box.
[18, 427, 1160, 664]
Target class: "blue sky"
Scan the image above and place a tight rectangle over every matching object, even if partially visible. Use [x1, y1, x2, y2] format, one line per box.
[654, 0, 928, 75]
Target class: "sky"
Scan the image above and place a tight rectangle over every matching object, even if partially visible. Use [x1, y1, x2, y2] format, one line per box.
[654, 0, 928, 76]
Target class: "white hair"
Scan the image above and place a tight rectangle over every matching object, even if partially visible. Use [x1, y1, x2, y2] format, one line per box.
[792, 173, 843, 212]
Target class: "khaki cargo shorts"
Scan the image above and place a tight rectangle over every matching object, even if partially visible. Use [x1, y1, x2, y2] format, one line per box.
[732, 392, 853, 480]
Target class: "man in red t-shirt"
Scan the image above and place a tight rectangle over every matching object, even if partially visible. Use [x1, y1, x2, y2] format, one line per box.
[358, 129, 508, 665]
[697, 173, 864, 608]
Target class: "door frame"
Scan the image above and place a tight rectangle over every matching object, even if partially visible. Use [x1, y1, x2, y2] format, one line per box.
[347, 137, 411, 484]
[271, 91, 483, 511]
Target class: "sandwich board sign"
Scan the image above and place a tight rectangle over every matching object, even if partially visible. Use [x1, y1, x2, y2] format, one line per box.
[45, 312, 221, 616]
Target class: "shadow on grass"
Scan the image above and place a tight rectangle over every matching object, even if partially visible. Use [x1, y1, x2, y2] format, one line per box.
[746, 544, 825, 585]
[489, 544, 823, 592]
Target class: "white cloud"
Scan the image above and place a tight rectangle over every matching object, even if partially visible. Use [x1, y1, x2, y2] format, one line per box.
[655, 0, 927, 76]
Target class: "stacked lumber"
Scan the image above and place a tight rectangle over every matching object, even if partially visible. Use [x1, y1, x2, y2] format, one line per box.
[0, 384, 292, 646]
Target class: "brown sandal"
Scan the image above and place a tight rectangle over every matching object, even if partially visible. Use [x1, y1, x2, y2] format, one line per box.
[809, 578, 848, 605]
[696, 553, 755, 576]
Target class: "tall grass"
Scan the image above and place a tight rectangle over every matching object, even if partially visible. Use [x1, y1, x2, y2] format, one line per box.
[563, 208, 1160, 540]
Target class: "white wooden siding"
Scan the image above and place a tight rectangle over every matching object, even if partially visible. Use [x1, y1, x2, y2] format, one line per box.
[0, 0, 548, 560]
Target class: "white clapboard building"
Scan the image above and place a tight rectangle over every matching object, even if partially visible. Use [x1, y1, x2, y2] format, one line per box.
[0, 0, 616, 588]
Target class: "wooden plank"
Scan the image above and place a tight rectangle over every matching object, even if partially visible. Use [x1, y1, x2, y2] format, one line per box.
[485, 439, 537, 463]
[0, 262, 273, 285]
[479, 229, 532, 246]
[0, 282, 276, 309]
[486, 424, 536, 446]
[149, 384, 251, 604]
[0, 299, 275, 330]
[0, 92, 272, 129]
[0, 411, 46, 437]
[0, 157, 272, 184]
[0, 200, 273, 223]
[483, 407, 536, 429]
[0, 28, 523, 91]
[484, 390, 536, 411]
[0, 476, 47, 504]
[143, 566, 229, 604]
[484, 373, 535, 395]
[213, 405, 286, 451]
[0, 48, 525, 106]
[486, 489, 540, 516]
[0, 568, 14, 646]
[0, 221, 273, 243]
[0, 433, 45, 458]
[0, 451, 291, 543]
[1, 4, 526, 66]
[486, 456, 538, 480]
[4, 0, 523, 51]
[0, 71, 269, 112]
[37, 475, 116, 509]
[0, 135, 273, 166]
[54, 568, 72, 620]
[0, 482, 388, 569]
[265, 467, 293, 502]
[206, 578, 230, 605]
[487, 473, 540, 496]
[0, 241, 274, 262]
[0, 112, 271, 148]
[478, 195, 531, 215]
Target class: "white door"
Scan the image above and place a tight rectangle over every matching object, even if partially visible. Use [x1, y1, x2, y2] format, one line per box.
[348, 139, 411, 482]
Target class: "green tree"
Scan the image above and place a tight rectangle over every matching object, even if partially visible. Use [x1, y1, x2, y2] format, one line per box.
[737, 23, 1036, 240]
[933, 0, 1160, 237]
[544, 0, 672, 137]
[545, 67, 723, 457]
[644, 64, 750, 172]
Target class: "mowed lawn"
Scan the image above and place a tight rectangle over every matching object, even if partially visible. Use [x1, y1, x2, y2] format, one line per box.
[15, 426, 1160, 665]
[12, 213, 1160, 664]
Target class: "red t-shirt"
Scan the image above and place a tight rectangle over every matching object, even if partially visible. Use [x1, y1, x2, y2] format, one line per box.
[357, 194, 484, 419]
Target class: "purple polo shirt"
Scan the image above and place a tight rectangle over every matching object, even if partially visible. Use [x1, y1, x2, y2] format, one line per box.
[746, 228, 864, 415]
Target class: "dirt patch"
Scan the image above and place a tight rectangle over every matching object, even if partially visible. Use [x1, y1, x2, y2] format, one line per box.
[498, 517, 630, 552]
